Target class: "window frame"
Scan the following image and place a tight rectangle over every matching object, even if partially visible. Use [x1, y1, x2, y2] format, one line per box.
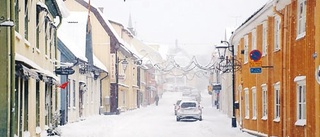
[244, 88, 249, 119]
[14, 0, 19, 31]
[252, 87, 257, 120]
[296, 0, 306, 39]
[24, 0, 29, 40]
[261, 84, 268, 120]
[294, 76, 306, 126]
[252, 29, 257, 50]
[73, 80, 76, 107]
[122, 90, 126, 105]
[244, 35, 249, 64]
[262, 21, 268, 56]
[273, 82, 280, 122]
[274, 16, 281, 51]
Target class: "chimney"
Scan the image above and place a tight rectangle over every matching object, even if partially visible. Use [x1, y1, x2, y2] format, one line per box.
[98, 7, 104, 13]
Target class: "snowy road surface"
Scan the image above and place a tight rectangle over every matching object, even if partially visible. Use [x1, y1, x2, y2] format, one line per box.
[57, 91, 254, 137]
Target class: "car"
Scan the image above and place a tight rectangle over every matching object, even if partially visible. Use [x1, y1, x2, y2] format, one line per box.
[176, 100, 203, 121]
[174, 99, 182, 115]
[189, 92, 201, 102]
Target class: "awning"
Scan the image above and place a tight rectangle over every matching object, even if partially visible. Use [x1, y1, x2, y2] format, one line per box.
[15, 53, 60, 84]
[16, 64, 40, 80]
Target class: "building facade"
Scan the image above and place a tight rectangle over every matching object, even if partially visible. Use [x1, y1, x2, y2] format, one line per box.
[223, 0, 320, 136]
[57, 11, 108, 124]
[0, 0, 67, 136]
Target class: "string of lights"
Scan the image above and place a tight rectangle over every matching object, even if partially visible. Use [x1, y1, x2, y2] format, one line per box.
[154, 55, 218, 73]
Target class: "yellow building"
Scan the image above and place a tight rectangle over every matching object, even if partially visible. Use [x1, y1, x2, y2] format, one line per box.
[226, 0, 319, 136]
[3, 0, 66, 136]
[64, 0, 142, 114]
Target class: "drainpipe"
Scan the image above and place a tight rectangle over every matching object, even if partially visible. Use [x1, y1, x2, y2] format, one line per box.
[56, 16, 62, 28]
[99, 73, 108, 114]
[9, 0, 16, 136]
[273, 4, 286, 137]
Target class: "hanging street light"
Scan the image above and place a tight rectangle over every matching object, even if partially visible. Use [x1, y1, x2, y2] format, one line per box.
[121, 58, 129, 72]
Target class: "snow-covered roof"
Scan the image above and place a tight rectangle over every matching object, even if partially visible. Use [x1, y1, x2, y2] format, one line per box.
[58, 11, 108, 72]
[127, 43, 142, 59]
[58, 11, 88, 62]
[130, 39, 164, 65]
[93, 55, 108, 72]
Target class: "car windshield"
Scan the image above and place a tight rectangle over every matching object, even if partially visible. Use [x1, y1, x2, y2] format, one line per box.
[181, 102, 197, 108]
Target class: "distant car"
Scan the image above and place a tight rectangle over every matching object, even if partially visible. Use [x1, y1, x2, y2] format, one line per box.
[176, 100, 202, 121]
[189, 92, 201, 102]
[174, 99, 182, 115]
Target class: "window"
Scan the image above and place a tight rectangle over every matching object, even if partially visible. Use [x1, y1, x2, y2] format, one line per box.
[181, 102, 197, 108]
[36, 4, 41, 49]
[261, 84, 268, 120]
[68, 79, 71, 108]
[24, 0, 29, 39]
[274, 82, 280, 121]
[24, 80, 29, 131]
[252, 87, 257, 119]
[274, 16, 280, 51]
[262, 21, 267, 56]
[14, 0, 19, 31]
[54, 29, 58, 60]
[244, 88, 249, 119]
[122, 90, 126, 105]
[294, 76, 306, 126]
[297, 0, 306, 39]
[252, 29, 256, 50]
[244, 35, 249, 63]
[49, 27, 53, 59]
[36, 81, 40, 126]
[73, 80, 76, 107]
[45, 18, 49, 56]
[45, 83, 52, 125]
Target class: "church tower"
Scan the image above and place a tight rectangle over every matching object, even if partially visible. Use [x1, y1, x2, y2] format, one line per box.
[127, 13, 136, 36]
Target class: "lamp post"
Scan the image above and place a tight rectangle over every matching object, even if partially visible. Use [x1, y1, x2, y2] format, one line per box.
[111, 57, 129, 114]
[216, 40, 237, 128]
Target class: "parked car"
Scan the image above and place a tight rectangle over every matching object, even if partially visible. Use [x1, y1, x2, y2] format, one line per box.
[174, 99, 182, 115]
[176, 100, 202, 121]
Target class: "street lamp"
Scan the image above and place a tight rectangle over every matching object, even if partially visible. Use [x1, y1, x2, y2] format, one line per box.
[119, 58, 129, 72]
[215, 40, 237, 128]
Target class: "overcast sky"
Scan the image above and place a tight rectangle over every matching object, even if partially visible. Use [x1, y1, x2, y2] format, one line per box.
[90, 0, 269, 55]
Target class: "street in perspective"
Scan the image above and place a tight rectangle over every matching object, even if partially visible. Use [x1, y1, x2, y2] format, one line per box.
[57, 91, 254, 137]
[2, 0, 320, 137]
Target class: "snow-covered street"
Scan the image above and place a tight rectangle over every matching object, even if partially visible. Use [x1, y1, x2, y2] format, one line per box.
[57, 91, 254, 137]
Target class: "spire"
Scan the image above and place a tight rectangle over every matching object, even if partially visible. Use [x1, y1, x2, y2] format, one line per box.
[127, 13, 136, 36]
[128, 13, 133, 29]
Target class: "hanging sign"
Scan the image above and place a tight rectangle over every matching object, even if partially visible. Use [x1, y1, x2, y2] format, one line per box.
[55, 67, 75, 75]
